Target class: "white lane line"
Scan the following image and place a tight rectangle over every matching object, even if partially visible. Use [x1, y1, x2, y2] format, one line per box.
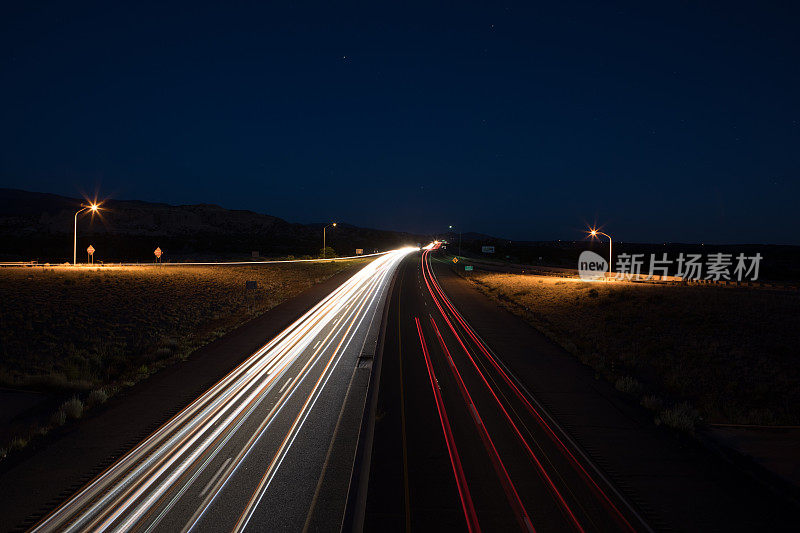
[314, 340, 321, 349]
[200, 458, 232, 498]
[279, 378, 292, 394]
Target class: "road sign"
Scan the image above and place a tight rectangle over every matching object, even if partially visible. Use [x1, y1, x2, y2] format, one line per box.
[452, 257, 459, 264]
[464, 265, 473, 271]
[154, 247, 162, 259]
[355, 249, 363, 255]
[86, 245, 95, 255]
[481, 246, 495, 254]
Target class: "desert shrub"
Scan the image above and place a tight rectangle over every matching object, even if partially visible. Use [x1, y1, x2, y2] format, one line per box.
[162, 337, 179, 350]
[50, 409, 67, 426]
[62, 397, 84, 419]
[741, 408, 777, 426]
[88, 389, 108, 407]
[657, 402, 699, 433]
[154, 347, 172, 359]
[9, 436, 28, 451]
[615, 376, 643, 395]
[640, 395, 664, 411]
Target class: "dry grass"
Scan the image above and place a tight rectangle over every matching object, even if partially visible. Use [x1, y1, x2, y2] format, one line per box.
[0, 260, 368, 393]
[466, 272, 800, 426]
[61, 397, 84, 419]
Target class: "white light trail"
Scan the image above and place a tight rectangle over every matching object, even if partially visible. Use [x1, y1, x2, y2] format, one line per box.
[32, 246, 419, 533]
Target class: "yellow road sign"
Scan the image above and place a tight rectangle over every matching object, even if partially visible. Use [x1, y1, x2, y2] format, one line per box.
[452, 257, 458, 263]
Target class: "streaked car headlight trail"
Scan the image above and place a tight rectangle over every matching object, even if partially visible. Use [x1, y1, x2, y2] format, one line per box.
[32, 246, 418, 533]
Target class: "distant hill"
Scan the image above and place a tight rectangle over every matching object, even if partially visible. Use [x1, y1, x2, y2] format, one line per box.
[0, 188, 427, 262]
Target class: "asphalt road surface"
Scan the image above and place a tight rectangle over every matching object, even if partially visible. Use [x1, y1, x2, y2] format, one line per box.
[30, 247, 416, 533]
[365, 247, 649, 532]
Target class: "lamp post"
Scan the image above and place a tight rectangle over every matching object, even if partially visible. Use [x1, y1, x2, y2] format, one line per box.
[449, 225, 461, 256]
[589, 228, 613, 271]
[323, 222, 337, 258]
[73, 203, 99, 265]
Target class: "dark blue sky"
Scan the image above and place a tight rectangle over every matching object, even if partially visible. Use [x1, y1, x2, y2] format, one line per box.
[2, 2, 798, 243]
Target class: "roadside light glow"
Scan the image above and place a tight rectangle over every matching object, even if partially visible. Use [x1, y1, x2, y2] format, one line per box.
[586, 226, 613, 272]
[74, 201, 105, 265]
[332, 222, 337, 227]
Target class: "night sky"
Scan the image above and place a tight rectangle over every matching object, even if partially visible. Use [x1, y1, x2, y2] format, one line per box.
[1, 2, 798, 244]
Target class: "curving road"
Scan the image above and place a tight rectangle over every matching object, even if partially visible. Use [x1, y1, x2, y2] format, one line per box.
[32, 247, 417, 533]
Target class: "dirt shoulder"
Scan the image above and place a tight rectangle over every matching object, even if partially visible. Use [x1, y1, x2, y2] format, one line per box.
[0, 265, 362, 531]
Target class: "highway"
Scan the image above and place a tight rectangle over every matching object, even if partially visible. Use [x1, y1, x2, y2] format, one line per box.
[31, 246, 416, 533]
[365, 246, 651, 532]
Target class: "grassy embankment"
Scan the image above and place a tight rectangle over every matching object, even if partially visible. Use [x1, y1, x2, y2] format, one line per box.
[462, 270, 800, 431]
[0, 259, 370, 455]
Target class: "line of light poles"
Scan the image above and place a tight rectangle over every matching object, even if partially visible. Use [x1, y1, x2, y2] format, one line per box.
[73, 203, 100, 265]
[323, 222, 336, 258]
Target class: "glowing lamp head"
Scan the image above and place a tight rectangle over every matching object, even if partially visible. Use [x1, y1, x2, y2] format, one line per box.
[590, 229, 597, 236]
[332, 222, 337, 227]
[90, 204, 99, 212]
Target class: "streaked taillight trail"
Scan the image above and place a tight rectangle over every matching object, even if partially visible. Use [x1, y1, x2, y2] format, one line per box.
[416, 246, 646, 532]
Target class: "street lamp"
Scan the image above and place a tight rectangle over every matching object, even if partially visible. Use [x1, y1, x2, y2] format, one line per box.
[449, 225, 462, 256]
[588, 228, 612, 270]
[323, 222, 337, 258]
[74, 203, 100, 265]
